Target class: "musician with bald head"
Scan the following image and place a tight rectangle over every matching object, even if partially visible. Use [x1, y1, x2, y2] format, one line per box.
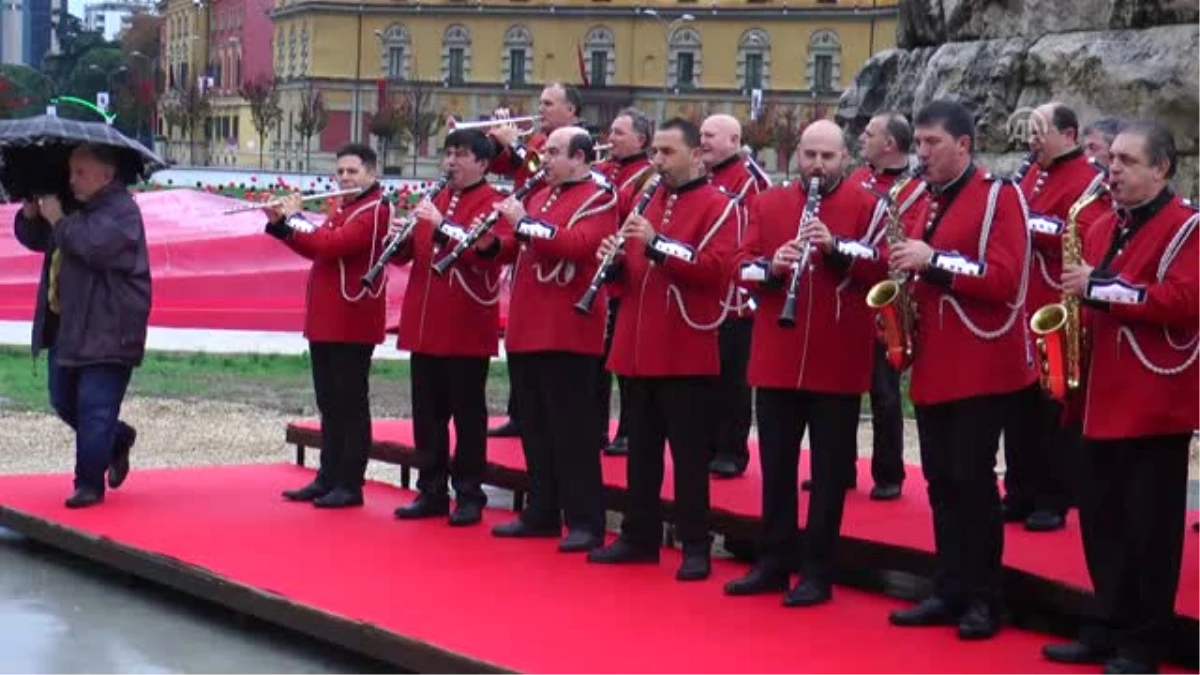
[486, 126, 619, 553]
[723, 119, 887, 606]
[700, 113, 769, 479]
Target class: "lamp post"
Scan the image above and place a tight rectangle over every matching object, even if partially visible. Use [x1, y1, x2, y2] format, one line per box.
[641, 9, 694, 93]
[130, 51, 158, 146]
[88, 64, 128, 123]
[351, 3, 364, 143]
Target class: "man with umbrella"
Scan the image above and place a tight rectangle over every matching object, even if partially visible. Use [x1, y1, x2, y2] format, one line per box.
[13, 141, 152, 508]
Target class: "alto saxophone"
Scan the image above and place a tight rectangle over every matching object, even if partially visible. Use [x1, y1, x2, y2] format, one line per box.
[866, 167, 924, 371]
[1029, 176, 1108, 401]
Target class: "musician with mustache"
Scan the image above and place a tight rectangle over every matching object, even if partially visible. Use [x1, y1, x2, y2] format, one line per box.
[722, 120, 885, 606]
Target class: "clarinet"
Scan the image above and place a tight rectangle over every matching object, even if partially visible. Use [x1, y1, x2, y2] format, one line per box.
[573, 173, 663, 315]
[432, 169, 547, 276]
[777, 176, 823, 329]
[360, 173, 451, 289]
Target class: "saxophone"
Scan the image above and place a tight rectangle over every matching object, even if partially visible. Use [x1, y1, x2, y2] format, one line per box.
[1029, 175, 1108, 401]
[866, 167, 924, 371]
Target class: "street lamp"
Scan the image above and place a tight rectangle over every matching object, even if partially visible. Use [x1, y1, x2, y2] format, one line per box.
[89, 64, 128, 120]
[130, 51, 159, 145]
[641, 9, 694, 93]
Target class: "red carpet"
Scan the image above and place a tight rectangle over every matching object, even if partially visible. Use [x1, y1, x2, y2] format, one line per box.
[0, 464, 1115, 673]
[291, 417, 1200, 621]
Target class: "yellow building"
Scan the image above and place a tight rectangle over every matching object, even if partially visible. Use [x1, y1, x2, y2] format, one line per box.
[186, 0, 899, 173]
[155, 0, 213, 164]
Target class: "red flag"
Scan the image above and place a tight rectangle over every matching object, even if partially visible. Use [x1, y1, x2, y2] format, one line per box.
[576, 43, 590, 88]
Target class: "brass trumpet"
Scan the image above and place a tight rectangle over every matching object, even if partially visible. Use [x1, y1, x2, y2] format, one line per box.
[220, 187, 362, 215]
[446, 115, 539, 137]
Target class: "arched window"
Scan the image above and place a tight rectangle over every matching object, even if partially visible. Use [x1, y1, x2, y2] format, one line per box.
[501, 25, 533, 87]
[737, 28, 770, 92]
[806, 29, 841, 93]
[668, 27, 702, 91]
[442, 24, 471, 86]
[379, 23, 412, 81]
[583, 26, 615, 88]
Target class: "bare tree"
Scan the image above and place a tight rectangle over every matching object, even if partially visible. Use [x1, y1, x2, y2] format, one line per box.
[239, 74, 283, 169]
[295, 83, 329, 171]
[370, 104, 402, 174]
[393, 78, 441, 176]
[771, 104, 806, 179]
[162, 82, 211, 165]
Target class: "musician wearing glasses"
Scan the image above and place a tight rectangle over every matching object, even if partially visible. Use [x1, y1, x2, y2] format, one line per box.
[886, 101, 1035, 639]
[722, 120, 885, 606]
[389, 129, 507, 527]
[265, 143, 391, 509]
[1043, 120, 1197, 674]
[485, 127, 618, 553]
[586, 117, 737, 581]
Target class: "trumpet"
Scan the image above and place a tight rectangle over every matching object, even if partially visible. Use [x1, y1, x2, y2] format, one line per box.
[360, 172, 452, 289]
[431, 168, 548, 276]
[447, 115, 539, 137]
[574, 173, 662, 315]
[777, 177, 822, 328]
[220, 187, 362, 215]
[741, 145, 773, 189]
[593, 143, 614, 163]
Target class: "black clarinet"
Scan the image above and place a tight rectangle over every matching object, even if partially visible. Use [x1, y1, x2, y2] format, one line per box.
[573, 173, 663, 315]
[360, 173, 451, 289]
[432, 169, 547, 276]
[777, 176, 822, 328]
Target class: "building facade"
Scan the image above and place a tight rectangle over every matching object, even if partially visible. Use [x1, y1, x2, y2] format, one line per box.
[84, 0, 154, 40]
[1, 0, 61, 67]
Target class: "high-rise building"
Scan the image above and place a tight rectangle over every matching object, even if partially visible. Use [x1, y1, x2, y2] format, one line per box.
[1, 0, 62, 67]
[84, 0, 156, 41]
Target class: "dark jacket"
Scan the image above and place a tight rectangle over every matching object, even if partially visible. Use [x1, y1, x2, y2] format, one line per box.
[48, 182, 152, 367]
[13, 206, 57, 356]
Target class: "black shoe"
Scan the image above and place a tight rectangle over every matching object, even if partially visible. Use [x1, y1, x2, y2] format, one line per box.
[676, 551, 711, 581]
[1104, 657, 1157, 674]
[1024, 509, 1066, 532]
[869, 483, 902, 501]
[448, 501, 483, 527]
[724, 563, 790, 596]
[313, 488, 363, 508]
[783, 578, 832, 607]
[587, 537, 659, 564]
[558, 530, 602, 553]
[107, 425, 136, 490]
[1043, 641, 1113, 665]
[487, 419, 521, 438]
[491, 518, 560, 538]
[394, 493, 450, 520]
[708, 457, 745, 479]
[604, 437, 629, 456]
[65, 487, 103, 509]
[957, 602, 1001, 640]
[282, 480, 331, 502]
[889, 597, 962, 627]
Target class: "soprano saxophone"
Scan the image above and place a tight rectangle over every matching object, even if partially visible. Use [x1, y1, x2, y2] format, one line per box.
[865, 166, 925, 371]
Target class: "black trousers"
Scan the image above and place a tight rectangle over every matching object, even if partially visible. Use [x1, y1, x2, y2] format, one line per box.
[757, 388, 860, 583]
[711, 317, 753, 465]
[915, 392, 1012, 607]
[621, 376, 718, 550]
[508, 351, 604, 536]
[868, 341, 906, 486]
[310, 341, 375, 492]
[1077, 434, 1190, 666]
[1003, 383, 1073, 513]
[595, 297, 630, 443]
[410, 353, 489, 505]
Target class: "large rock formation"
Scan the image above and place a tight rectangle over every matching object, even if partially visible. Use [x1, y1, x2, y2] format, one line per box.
[843, 1, 1199, 195]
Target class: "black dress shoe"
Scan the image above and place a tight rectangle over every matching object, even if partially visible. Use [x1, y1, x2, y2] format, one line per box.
[448, 502, 483, 527]
[107, 425, 137, 490]
[558, 530, 602, 553]
[869, 483, 902, 501]
[676, 551, 711, 581]
[604, 437, 629, 456]
[313, 488, 363, 508]
[1024, 509, 1066, 532]
[282, 480, 331, 502]
[889, 597, 963, 627]
[783, 578, 832, 607]
[1104, 657, 1157, 674]
[487, 419, 521, 438]
[1042, 641, 1112, 665]
[491, 518, 560, 538]
[65, 487, 103, 509]
[394, 493, 450, 520]
[587, 537, 659, 564]
[957, 602, 1001, 640]
[724, 563, 790, 596]
[708, 457, 745, 479]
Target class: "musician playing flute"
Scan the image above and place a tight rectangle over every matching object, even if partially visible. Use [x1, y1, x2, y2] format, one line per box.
[1044, 120, 1198, 674]
[586, 117, 737, 581]
[487, 127, 618, 552]
[391, 129, 508, 527]
[887, 101, 1035, 639]
[722, 120, 885, 605]
[266, 144, 391, 509]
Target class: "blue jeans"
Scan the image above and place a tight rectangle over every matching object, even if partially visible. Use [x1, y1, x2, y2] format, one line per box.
[47, 348, 134, 492]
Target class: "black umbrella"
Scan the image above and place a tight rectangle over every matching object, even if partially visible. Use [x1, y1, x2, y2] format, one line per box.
[0, 114, 167, 200]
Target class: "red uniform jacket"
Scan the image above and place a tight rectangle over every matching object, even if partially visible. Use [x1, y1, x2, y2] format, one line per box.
[489, 132, 547, 192]
[1080, 190, 1198, 439]
[709, 154, 770, 318]
[595, 152, 654, 221]
[393, 180, 509, 357]
[278, 184, 391, 344]
[849, 164, 929, 213]
[497, 176, 619, 355]
[1019, 148, 1110, 315]
[734, 178, 887, 393]
[904, 165, 1038, 405]
[606, 177, 738, 377]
